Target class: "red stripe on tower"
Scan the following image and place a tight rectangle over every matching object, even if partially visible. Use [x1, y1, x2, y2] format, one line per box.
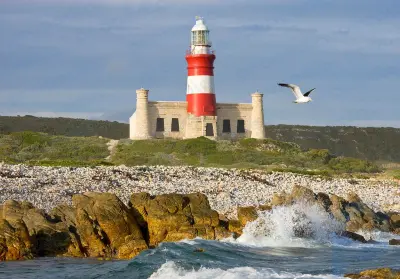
[186, 16, 216, 117]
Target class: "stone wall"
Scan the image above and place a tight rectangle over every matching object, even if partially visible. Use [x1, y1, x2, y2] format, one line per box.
[216, 103, 253, 140]
[148, 101, 187, 139]
[129, 88, 265, 140]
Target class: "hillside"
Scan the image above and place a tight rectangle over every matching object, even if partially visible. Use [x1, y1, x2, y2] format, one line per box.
[265, 125, 400, 162]
[1, 115, 400, 162]
[0, 131, 380, 176]
[0, 115, 127, 139]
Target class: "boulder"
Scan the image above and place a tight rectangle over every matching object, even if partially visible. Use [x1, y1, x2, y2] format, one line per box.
[338, 231, 367, 243]
[389, 239, 400, 245]
[344, 267, 400, 279]
[272, 186, 392, 233]
[228, 220, 243, 237]
[71, 192, 147, 259]
[129, 192, 225, 247]
[237, 206, 258, 227]
[0, 219, 34, 261]
[1, 200, 73, 258]
[290, 185, 316, 204]
[388, 213, 400, 230]
[343, 192, 391, 232]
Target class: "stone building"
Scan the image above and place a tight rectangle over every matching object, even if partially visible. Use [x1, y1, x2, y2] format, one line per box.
[129, 17, 265, 140]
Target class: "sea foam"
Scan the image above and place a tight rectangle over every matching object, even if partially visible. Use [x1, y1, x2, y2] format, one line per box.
[149, 261, 345, 279]
[229, 201, 347, 248]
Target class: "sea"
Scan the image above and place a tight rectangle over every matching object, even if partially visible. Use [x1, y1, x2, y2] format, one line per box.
[1, 202, 399, 279]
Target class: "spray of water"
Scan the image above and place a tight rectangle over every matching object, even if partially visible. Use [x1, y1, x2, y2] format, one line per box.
[235, 201, 346, 247]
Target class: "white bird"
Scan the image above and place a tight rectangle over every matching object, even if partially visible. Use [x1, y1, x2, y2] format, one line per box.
[278, 83, 316, 103]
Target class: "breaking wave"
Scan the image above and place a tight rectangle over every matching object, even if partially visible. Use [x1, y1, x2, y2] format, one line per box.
[231, 201, 346, 247]
[149, 261, 344, 279]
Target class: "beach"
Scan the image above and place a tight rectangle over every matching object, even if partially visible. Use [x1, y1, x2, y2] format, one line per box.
[1, 163, 399, 219]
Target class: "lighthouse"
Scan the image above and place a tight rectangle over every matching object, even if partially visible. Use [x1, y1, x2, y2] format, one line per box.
[185, 16, 218, 138]
[130, 16, 265, 141]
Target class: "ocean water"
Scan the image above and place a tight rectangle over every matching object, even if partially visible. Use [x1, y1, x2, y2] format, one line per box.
[1, 202, 399, 279]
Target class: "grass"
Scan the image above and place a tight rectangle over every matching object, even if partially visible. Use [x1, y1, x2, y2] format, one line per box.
[111, 136, 381, 175]
[0, 131, 110, 167]
[0, 132, 384, 175]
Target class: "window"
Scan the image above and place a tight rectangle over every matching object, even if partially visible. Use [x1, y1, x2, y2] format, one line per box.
[205, 123, 214, 136]
[237, 120, 245, 133]
[222, 119, 231, 133]
[171, 118, 179, 132]
[156, 118, 164, 132]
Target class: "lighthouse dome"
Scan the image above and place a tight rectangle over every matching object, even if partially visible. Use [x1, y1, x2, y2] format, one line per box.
[191, 16, 209, 31]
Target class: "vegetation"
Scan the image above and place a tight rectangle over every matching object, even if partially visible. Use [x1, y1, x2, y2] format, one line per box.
[111, 136, 381, 175]
[1, 116, 400, 162]
[0, 115, 127, 139]
[0, 131, 110, 167]
[0, 132, 383, 175]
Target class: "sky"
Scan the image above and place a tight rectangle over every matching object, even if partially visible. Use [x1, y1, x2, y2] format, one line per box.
[0, 0, 399, 127]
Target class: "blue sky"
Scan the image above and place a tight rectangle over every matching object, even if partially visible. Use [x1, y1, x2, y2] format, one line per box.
[1, 0, 399, 127]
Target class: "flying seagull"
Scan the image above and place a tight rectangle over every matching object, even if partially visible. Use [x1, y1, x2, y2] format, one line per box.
[278, 83, 316, 103]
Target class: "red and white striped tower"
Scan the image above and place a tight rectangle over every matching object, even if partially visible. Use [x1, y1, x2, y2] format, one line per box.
[186, 16, 216, 117]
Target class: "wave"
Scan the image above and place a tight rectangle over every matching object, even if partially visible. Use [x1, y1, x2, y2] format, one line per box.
[149, 261, 345, 279]
[227, 201, 345, 248]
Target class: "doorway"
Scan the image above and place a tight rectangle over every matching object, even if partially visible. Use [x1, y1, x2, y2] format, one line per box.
[205, 123, 214, 136]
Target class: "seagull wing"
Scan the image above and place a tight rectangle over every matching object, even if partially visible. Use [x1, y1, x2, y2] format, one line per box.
[278, 83, 303, 99]
[303, 88, 316, 97]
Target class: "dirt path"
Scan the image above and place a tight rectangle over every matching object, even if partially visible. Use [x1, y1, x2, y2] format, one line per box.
[105, 139, 119, 161]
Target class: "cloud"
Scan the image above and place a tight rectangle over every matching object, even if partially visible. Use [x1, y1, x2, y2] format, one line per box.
[0, 0, 399, 128]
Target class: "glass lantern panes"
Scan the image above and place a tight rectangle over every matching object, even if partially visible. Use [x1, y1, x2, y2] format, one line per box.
[192, 30, 209, 45]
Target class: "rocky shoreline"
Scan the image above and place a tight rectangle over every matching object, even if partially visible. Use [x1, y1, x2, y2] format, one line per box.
[1, 180, 399, 262]
[0, 164, 399, 219]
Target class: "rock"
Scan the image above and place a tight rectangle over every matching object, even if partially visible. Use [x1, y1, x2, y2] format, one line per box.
[389, 239, 400, 245]
[344, 197, 391, 232]
[344, 267, 400, 279]
[388, 213, 400, 229]
[237, 206, 258, 227]
[316, 192, 332, 211]
[271, 192, 288, 207]
[289, 185, 316, 204]
[71, 192, 147, 259]
[338, 231, 367, 243]
[329, 194, 349, 223]
[0, 219, 34, 261]
[1, 200, 73, 257]
[228, 220, 243, 237]
[129, 192, 222, 247]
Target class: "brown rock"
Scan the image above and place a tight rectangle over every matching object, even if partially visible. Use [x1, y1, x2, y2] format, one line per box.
[0, 219, 34, 261]
[129, 192, 221, 247]
[389, 213, 400, 229]
[1, 200, 73, 258]
[72, 192, 147, 259]
[237, 206, 258, 227]
[344, 267, 400, 279]
[215, 226, 232, 240]
[228, 220, 243, 237]
[289, 185, 316, 204]
[389, 239, 400, 245]
[338, 231, 367, 243]
[316, 192, 332, 211]
[271, 192, 288, 207]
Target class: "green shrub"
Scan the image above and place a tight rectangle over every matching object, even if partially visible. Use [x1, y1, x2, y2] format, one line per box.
[238, 138, 300, 154]
[328, 157, 380, 173]
[175, 137, 217, 155]
[305, 149, 332, 164]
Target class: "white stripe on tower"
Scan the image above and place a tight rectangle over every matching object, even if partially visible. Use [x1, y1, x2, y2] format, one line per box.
[187, 75, 215, 94]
